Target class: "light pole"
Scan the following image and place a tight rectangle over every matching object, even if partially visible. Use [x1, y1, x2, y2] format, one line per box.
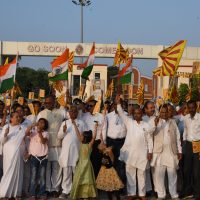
[72, 0, 92, 47]
[72, 0, 92, 95]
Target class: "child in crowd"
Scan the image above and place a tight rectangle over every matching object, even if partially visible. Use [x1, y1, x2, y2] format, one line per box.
[96, 142, 124, 200]
[70, 121, 98, 200]
[25, 118, 49, 200]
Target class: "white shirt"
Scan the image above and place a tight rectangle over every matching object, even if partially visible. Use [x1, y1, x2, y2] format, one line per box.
[58, 118, 85, 167]
[117, 105, 153, 170]
[183, 113, 200, 142]
[105, 110, 127, 140]
[142, 115, 156, 123]
[81, 112, 106, 141]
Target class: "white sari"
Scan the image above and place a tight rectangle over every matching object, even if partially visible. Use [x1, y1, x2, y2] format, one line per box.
[0, 124, 25, 198]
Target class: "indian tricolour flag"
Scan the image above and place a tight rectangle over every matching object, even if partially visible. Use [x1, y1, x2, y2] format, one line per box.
[49, 48, 69, 81]
[78, 43, 95, 80]
[0, 56, 17, 93]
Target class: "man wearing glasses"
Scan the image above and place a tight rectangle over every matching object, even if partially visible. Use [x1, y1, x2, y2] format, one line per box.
[37, 95, 66, 198]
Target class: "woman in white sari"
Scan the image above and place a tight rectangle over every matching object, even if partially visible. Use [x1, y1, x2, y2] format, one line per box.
[0, 112, 26, 199]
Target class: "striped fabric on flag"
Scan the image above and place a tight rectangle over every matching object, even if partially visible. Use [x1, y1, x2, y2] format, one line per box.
[136, 80, 144, 105]
[159, 40, 187, 76]
[113, 42, 129, 66]
[169, 84, 179, 105]
[118, 56, 133, 79]
[105, 79, 114, 98]
[153, 67, 162, 76]
[0, 56, 17, 93]
[186, 86, 192, 102]
[68, 51, 74, 72]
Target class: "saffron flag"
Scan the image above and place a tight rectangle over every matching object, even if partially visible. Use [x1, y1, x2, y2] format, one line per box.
[113, 41, 129, 66]
[68, 51, 74, 72]
[4, 57, 9, 65]
[118, 56, 133, 79]
[186, 86, 192, 102]
[136, 80, 144, 105]
[0, 56, 17, 93]
[105, 79, 114, 98]
[158, 40, 187, 76]
[169, 84, 179, 105]
[49, 48, 69, 81]
[80, 43, 95, 80]
[153, 66, 162, 76]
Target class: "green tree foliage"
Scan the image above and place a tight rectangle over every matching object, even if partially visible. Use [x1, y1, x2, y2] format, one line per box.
[178, 83, 189, 105]
[178, 80, 199, 105]
[16, 67, 50, 98]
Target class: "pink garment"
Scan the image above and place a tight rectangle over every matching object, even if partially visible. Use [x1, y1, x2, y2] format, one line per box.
[29, 127, 49, 157]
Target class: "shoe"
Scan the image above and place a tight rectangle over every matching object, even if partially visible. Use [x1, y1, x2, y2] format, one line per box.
[51, 191, 59, 198]
[29, 196, 36, 200]
[182, 195, 194, 199]
[45, 191, 51, 197]
[139, 196, 148, 200]
[39, 196, 47, 200]
[125, 195, 137, 200]
[59, 193, 69, 199]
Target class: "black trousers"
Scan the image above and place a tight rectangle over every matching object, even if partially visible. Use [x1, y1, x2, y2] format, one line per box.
[106, 137, 126, 186]
[183, 141, 200, 200]
[90, 139, 102, 178]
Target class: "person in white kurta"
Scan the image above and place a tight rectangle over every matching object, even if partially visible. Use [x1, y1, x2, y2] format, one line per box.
[0, 112, 26, 198]
[37, 95, 66, 196]
[58, 105, 85, 198]
[116, 97, 153, 199]
[151, 105, 182, 199]
[15, 104, 33, 197]
[142, 101, 156, 194]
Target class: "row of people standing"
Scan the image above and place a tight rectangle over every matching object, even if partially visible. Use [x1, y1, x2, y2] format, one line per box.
[0, 95, 199, 200]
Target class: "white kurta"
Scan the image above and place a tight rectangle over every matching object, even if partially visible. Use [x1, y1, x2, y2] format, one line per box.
[58, 119, 85, 168]
[117, 105, 153, 171]
[26, 114, 37, 124]
[37, 108, 65, 161]
[151, 120, 180, 169]
[0, 124, 25, 198]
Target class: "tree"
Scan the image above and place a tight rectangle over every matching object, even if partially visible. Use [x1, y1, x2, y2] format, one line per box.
[16, 67, 50, 98]
[178, 83, 189, 105]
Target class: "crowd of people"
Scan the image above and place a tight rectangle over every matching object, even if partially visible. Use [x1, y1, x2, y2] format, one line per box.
[0, 94, 199, 200]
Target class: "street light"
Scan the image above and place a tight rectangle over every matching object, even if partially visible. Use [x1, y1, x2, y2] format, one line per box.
[72, 0, 92, 45]
[72, 0, 92, 93]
